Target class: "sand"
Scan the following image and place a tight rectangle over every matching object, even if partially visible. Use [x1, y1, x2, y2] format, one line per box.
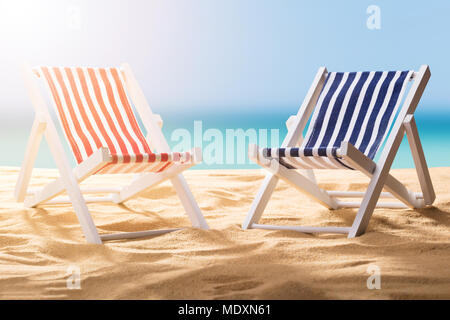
[0, 166, 449, 299]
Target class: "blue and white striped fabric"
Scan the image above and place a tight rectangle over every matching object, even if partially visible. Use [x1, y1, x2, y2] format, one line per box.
[263, 70, 413, 169]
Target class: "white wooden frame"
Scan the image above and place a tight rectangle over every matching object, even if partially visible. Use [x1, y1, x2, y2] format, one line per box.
[14, 63, 209, 244]
[243, 65, 435, 238]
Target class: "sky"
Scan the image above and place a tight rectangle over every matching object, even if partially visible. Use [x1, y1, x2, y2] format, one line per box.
[0, 0, 450, 117]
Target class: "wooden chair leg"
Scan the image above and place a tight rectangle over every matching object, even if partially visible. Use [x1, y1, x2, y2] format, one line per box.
[14, 117, 46, 202]
[171, 174, 209, 229]
[348, 172, 387, 238]
[243, 173, 279, 229]
[44, 123, 102, 244]
[348, 132, 405, 238]
[404, 115, 436, 205]
[340, 141, 424, 209]
[60, 171, 102, 244]
[26, 148, 110, 208]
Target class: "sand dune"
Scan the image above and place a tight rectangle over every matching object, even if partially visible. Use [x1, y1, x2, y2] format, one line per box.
[0, 166, 449, 299]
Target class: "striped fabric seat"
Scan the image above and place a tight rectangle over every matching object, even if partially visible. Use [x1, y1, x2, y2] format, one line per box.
[264, 70, 413, 169]
[36, 66, 190, 174]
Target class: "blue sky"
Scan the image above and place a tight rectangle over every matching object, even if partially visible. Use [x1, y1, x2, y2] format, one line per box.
[0, 0, 450, 115]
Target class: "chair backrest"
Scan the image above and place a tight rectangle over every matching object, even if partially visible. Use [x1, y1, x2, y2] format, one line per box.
[35, 66, 153, 164]
[301, 70, 413, 159]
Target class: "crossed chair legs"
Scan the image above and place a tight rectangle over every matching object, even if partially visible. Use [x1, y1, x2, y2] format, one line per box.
[14, 118, 208, 244]
[243, 114, 435, 238]
[15, 116, 435, 243]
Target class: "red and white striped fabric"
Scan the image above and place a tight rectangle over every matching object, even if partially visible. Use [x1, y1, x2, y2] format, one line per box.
[36, 66, 190, 174]
[96, 151, 191, 174]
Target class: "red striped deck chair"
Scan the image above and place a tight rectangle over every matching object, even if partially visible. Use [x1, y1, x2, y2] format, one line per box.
[243, 65, 435, 238]
[15, 63, 209, 244]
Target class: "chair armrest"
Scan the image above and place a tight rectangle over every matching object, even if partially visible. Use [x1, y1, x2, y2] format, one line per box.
[337, 141, 376, 174]
[285, 115, 298, 131]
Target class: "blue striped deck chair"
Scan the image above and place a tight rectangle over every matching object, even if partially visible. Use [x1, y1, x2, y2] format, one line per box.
[243, 65, 435, 238]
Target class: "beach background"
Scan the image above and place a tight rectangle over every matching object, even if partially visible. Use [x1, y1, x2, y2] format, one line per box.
[1, 109, 450, 170]
[0, 0, 450, 169]
[0, 0, 449, 299]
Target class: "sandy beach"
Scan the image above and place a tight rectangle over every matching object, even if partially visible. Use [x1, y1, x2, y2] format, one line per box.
[0, 166, 449, 299]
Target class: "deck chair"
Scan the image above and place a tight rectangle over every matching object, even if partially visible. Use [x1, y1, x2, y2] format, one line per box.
[14, 63, 209, 244]
[243, 65, 435, 238]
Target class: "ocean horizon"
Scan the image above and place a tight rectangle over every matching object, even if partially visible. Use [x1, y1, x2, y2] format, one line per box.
[0, 107, 448, 171]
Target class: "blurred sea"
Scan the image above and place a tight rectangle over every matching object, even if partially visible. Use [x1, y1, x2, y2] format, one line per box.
[0, 108, 449, 170]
